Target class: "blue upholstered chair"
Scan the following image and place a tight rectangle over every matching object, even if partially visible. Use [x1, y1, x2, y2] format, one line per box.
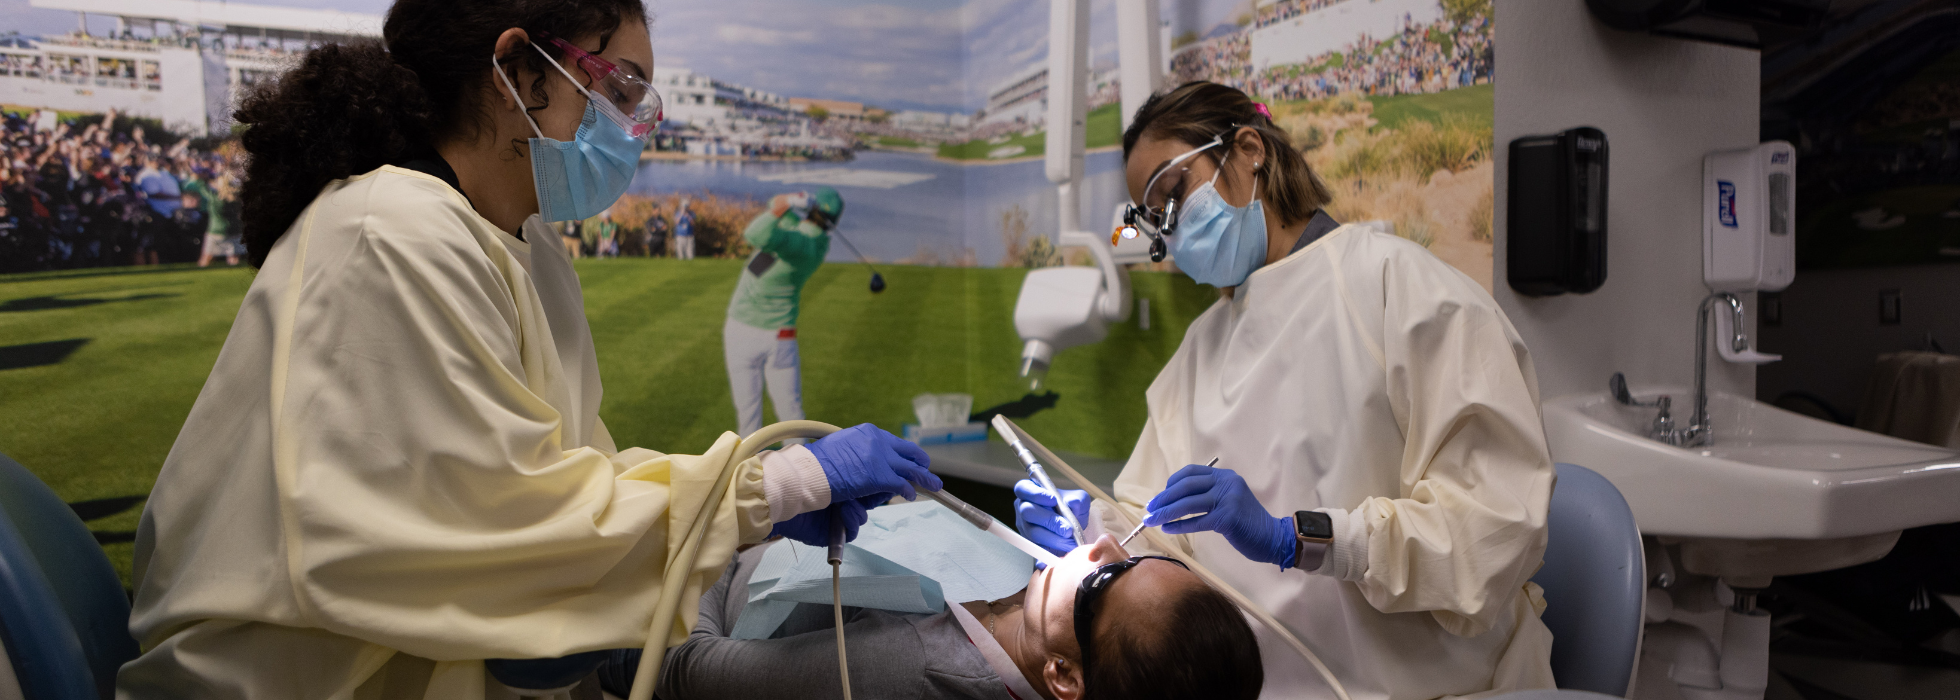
[1530, 463, 1645, 697]
[0, 452, 140, 700]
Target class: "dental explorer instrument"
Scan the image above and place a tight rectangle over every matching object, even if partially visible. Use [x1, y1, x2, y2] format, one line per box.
[918, 486, 1063, 568]
[992, 414, 1087, 547]
[992, 416, 1353, 700]
[1120, 457, 1218, 547]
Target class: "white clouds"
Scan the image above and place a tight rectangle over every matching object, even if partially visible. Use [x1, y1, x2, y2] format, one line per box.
[649, 0, 968, 111]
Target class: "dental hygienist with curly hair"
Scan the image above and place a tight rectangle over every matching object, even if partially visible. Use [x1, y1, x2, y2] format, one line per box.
[117, 1, 939, 698]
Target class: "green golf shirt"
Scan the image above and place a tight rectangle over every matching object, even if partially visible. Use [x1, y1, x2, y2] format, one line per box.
[182, 179, 226, 237]
[727, 211, 830, 330]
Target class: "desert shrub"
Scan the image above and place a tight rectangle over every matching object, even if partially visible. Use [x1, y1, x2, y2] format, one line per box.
[1000, 205, 1060, 268]
[609, 192, 765, 258]
[1322, 113, 1490, 183]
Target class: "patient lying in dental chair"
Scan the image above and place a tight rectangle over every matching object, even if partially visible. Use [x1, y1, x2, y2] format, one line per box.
[612, 500, 1265, 700]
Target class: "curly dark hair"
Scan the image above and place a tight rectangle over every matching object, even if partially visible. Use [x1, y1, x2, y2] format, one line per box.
[233, 0, 646, 267]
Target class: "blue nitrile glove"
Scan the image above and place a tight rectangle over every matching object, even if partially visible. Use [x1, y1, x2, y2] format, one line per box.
[806, 423, 943, 504]
[770, 498, 874, 546]
[1145, 463, 1298, 569]
[1013, 480, 1092, 557]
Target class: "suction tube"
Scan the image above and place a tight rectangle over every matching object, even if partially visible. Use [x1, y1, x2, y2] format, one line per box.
[991, 417, 1355, 700]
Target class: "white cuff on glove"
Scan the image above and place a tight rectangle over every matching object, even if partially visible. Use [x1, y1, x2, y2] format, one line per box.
[1310, 506, 1370, 582]
[762, 445, 830, 523]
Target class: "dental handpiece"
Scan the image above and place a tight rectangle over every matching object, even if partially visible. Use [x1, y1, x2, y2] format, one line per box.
[993, 416, 1087, 547]
[1120, 457, 1219, 547]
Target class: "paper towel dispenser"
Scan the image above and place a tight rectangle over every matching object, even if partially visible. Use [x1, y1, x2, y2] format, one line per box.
[1508, 127, 1608, 297]
[1586, 0, 1829, 49]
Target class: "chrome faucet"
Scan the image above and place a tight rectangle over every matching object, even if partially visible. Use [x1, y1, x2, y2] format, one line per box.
[1612, 290, 1756, 448]
[1610, 372, 1678, 445]
[1686, 291, 1752, 447]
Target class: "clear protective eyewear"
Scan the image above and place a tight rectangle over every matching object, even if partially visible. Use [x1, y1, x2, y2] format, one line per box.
[540, 35, 663, 139]
[1115, 134, 1226, 262]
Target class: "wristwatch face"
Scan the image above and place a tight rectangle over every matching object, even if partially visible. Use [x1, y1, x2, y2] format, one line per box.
[1295, 510, 1334, 541]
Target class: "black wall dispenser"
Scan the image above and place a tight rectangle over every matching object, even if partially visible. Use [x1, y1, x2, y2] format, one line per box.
[1508, 127, 1609, 296]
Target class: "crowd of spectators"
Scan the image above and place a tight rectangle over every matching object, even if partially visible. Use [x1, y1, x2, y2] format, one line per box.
[0, 108, 242, 274]
[1254, 0, 1350, 29]
[1170, 15, 1492, 104]
[1169, 33, 1253, 91]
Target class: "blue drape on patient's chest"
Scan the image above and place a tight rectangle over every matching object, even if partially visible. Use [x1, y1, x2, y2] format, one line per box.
[733, 501, 1036, 639]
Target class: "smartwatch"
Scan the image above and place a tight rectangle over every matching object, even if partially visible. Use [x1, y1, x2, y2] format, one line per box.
[1295, 510, 1334, 544]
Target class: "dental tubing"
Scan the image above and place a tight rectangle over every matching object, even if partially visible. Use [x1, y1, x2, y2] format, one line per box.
[993, 417, 1355, 700]
[629, 420, 844, 700]
[827, 509, 853, 700]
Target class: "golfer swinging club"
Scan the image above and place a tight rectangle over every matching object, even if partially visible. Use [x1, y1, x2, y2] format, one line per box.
[724, 187, 840, 437]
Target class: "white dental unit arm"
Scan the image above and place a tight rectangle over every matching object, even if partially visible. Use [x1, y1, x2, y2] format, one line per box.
[1013, 0, 1143, 391]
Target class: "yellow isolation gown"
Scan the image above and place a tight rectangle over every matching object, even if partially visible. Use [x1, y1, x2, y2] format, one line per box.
[117, 166, 777, 699]
[1092, 225, 1559, 700]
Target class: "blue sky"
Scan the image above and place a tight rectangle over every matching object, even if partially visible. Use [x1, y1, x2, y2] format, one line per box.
[3, 0, 1249, 114]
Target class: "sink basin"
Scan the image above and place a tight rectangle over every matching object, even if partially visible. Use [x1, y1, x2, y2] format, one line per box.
[1542, 389, 1960, 541]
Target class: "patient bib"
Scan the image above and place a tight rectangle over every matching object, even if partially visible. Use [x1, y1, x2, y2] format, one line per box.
[733, 501, 1035, 639]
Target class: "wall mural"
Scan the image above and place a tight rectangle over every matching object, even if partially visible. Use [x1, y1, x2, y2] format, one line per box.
[0, 0, 1495, 545]
[2, 0, 1493, 282]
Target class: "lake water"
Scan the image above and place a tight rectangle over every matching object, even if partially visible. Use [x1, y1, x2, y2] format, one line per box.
[630, 149, 1128, 266]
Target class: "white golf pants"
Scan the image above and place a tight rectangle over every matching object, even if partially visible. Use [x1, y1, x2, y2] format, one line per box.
[675, 235, 695, 260]
[724, 317, 802, 437]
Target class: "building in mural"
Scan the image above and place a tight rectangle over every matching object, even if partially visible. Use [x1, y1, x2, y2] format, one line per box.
[4, 0, 382, 136]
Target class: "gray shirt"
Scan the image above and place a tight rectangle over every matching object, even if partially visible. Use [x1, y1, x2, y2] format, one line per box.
[658, 546, 1018, 700]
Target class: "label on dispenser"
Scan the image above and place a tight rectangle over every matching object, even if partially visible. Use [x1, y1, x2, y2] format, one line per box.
[1717, 181, 1738, 228]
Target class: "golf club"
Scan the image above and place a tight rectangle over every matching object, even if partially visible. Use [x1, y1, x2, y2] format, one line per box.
[828, 229, 886, 293]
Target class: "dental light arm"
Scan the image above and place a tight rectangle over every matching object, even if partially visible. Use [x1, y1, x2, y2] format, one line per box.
[992, 417, 1355, 700]
[1015, 0, 1131, 392]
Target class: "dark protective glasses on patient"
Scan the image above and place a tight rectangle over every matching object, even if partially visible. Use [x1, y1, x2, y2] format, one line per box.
[1073, 555, 1190, 671]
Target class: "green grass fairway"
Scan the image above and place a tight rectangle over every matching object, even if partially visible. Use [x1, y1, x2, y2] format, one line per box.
[1367, 84, 1494, 131]
[936, 103, 1123, 161]
[1, 259, 1219, 584]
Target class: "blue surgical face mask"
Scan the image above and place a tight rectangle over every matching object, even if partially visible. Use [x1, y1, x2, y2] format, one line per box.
[1170, 161, 1268, 288]
[494, 44, 647, 223]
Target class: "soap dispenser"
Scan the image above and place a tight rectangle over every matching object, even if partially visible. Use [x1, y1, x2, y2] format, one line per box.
[1704, 141, 1795, 293]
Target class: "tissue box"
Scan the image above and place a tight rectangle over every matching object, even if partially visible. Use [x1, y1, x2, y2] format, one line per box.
[903, 422, 989, 445]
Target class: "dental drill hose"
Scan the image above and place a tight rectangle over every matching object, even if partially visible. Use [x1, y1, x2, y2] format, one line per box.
[629, 420, 844, 700]
[828, 507, 853, 700]
[991, 417, 1355, 700]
